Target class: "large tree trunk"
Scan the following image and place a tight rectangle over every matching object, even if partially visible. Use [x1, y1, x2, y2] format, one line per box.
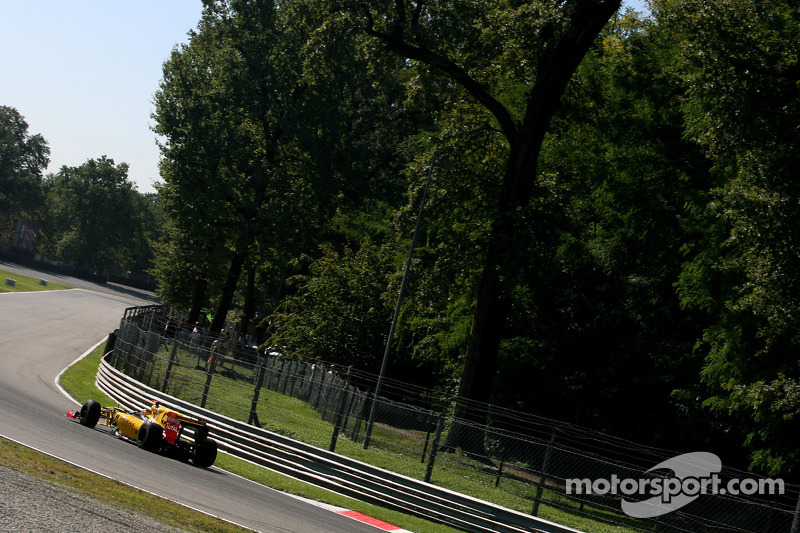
[444, 0, 622, 454]
[187, 274, 208, 326]
[445, 142, 540, 455]
[443, 237, 511, 454]
[240, 264, 256, 336]
[210, 251, 246, 335]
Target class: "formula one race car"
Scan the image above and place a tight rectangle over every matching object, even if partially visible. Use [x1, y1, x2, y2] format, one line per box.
[67, 399, 218, 467]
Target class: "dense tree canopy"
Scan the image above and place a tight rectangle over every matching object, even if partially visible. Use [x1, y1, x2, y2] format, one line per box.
[144, 0, 800, 474]
[296, 0, 624, 452]
[0, 106, 49, 245]
[41, 156, 156, 274]
[153, 0, 320, 332]
[656, 0, 800, 474]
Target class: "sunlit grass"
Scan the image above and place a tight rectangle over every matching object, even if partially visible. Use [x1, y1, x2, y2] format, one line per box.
[108, 341, 652, 533]
[0, 436, 253, 533]
[59, 343, 463, 533]
[0, 269, 73, 292]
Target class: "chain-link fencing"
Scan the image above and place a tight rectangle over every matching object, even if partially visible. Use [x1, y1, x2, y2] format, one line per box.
[107, 305, 800, 533]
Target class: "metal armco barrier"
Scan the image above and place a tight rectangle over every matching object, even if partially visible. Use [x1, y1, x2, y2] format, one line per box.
[97, 354, 581, 533]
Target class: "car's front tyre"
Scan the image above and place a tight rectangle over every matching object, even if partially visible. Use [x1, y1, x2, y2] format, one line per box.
[79, 400, 101, 428]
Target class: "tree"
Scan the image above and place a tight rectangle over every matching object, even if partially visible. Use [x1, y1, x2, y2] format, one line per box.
[42, 156, 149, 273]
[152, 14, 234, 323]
[155, 0, 348, 335]
[306, 0, 623, 452]
[487, 11, 717, 445]
[0, 106, 48, 245]
[657, 0, 800, 474]
[154, 0, 426, 336]
[269, 242, 395, 368]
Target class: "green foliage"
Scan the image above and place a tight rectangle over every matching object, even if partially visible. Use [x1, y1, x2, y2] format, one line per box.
[153, 0, 322, 326]
[460, 11, 709, 444]
[0, 106, 48, 244]
[657, 0, 800, 473]
[268, 242, 395, 370]
[41, 156, 157, 274]
[145, 0, 800, 475]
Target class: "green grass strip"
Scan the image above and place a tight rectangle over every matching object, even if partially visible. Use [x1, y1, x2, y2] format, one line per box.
[0, 268, 73, 292]
[57, 344, 462, 533]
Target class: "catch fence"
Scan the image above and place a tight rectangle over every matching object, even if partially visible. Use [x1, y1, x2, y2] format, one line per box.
[108, 305, 800, 533]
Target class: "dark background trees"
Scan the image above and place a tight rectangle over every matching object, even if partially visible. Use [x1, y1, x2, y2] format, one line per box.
[1, 106, 160, 283]
[5, 0, 800, 477]
[148, 0, 800, 475]
[657, 0, 800, 474]
[41, 157, 154, 273]
[0, 106, 49, 246]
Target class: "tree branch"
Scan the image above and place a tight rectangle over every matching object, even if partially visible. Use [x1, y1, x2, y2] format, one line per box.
[361, 24, 520, 142]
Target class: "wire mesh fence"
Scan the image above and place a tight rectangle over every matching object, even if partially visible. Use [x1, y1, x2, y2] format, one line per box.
[107, 305, 800, 533]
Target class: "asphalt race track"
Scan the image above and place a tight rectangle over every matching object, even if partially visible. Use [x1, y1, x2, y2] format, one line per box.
[0, 271, 385, 532]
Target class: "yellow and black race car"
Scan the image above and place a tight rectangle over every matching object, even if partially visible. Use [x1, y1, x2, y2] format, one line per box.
[67, 399, 218, 467]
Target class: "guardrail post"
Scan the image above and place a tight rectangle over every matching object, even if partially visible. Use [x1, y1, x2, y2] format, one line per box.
[424, 410, 447, 483]
[161, 340, 179, 393]
[532, 430, 556, 516]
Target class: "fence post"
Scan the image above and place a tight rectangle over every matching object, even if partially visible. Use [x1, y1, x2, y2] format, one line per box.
[341, 388, 357, 439]
[424, 410, 447, 483]
[363, 391, 378, 449]
[421, 408, 438, 463]
[351, 394, 369, 444]
[266, 357, 277, 390]
[161, 340, 179, 393]
[200, 347, 216, 409]
[790, 488, 800, 533]
[532, 430, 556, 516]
[495, 452, 507, 488]
[104, 329, 118, 357]
[279, 358, 289, 394]
[329, 381, 350, 452]
[248, 359, 267, 427]
[288, 360, 299, 397]
[313, 364, 326, 409]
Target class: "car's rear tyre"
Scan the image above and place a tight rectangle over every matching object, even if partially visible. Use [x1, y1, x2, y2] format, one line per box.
[192, 438, 217, 468]
[79, 400, 101, 428]
[137, 421, 163, 452]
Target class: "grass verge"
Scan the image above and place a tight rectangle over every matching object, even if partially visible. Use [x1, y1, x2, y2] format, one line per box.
[0, 268, 73, 292]
[50, 344, 462, 533]
[0, 436, 252, 532]
[143, 345, 644, 533]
